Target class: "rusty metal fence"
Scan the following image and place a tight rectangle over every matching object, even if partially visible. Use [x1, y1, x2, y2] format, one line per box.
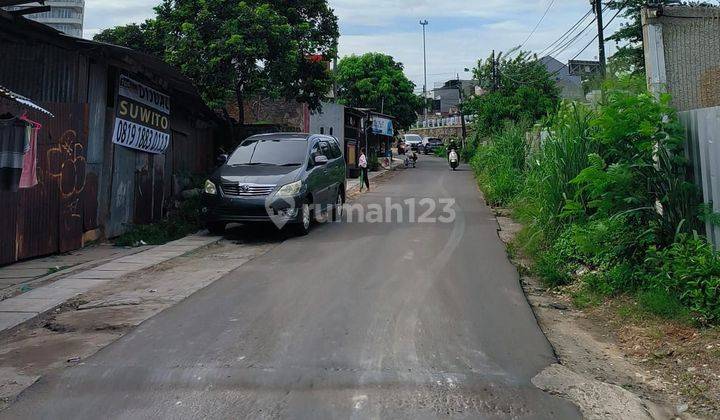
[0, 103, 96, 266]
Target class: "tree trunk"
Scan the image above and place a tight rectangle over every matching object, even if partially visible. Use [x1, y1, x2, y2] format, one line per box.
[235, 83, 245, 126]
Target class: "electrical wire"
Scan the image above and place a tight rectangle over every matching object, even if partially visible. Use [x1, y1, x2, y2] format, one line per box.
[542, 14, 596, 58]
[566, 3, 627, 63]
[515, 0, 557, 54]
[537, 9, 593, 57]
[496, 2, 627, 86]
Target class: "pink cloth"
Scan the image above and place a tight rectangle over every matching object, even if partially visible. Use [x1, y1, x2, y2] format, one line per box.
[19, 118, 39, 189]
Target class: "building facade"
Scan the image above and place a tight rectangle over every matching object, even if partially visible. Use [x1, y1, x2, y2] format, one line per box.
[4, 0, 84, 38]
[539, 56, 585, 101]
[0, 11, 219, 265]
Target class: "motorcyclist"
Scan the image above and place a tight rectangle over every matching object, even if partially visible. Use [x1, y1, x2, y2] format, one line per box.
[449, 147, 459, 170]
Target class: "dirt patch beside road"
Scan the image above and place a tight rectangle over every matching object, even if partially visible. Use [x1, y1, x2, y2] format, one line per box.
[0, 240, 274, 411]
[494, 208, 715, 419]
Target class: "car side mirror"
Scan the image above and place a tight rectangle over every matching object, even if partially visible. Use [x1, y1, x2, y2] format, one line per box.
[314, 155, 329, 165]
[216, 154, 228, 165]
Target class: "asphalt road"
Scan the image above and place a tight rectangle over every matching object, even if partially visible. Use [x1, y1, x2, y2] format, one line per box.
[3, 156, 580, 419]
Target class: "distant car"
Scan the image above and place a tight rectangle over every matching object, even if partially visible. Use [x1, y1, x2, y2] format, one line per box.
[404, 134, 423, 151]
[202, 133, 346, 236]
[423, 137, 443, 154]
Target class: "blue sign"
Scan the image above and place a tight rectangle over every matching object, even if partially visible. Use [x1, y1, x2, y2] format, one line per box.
[371, 117, 394, 136]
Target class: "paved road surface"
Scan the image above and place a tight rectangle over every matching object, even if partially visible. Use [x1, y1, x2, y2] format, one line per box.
[3, 156, 580, 419]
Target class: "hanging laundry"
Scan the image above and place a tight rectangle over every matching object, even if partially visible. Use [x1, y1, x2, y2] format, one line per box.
[0, 114, 30, 192]
[19, 116, 40, 189]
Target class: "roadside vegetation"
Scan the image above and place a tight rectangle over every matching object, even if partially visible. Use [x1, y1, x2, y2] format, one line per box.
[466, 72, 719, 325]
[115, 196, 203, 247]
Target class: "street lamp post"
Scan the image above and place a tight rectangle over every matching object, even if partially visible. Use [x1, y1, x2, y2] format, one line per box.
[420, 20, 429, 125]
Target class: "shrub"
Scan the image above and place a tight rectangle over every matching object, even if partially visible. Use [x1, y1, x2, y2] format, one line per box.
[470, 122, 528, 206]
[115, 196, 203, 247]
[644, 234, 720, 322]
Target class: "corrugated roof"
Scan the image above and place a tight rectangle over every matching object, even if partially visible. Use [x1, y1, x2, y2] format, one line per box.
[0, 10, 217, 119]
[0, 83, 54, 116]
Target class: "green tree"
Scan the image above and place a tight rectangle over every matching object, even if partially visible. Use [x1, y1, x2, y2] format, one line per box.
[335, 53, 422, 130]
[96, 0, 339, 124]
[463, 51, 560, 135]
[155, 0, 338, 123]
[93, 20, 165, 57]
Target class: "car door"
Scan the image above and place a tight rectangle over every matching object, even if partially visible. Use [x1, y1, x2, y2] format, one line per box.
[317, 140, 336, 207]
[324, 138, 345, 200]
[306, 139, 330, 209]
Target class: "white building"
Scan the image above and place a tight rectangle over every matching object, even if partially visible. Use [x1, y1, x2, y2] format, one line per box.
[4, 1, 85, 38]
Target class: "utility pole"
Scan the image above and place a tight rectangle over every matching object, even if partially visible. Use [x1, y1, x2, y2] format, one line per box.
[420, 20, 429, 124]
[490, 50, 496, 92]
[456, 74, 467, 149]
[593, 0, 606, 76]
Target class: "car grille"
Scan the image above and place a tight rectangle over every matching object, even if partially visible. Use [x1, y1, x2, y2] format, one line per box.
[221, 182, 276, 197]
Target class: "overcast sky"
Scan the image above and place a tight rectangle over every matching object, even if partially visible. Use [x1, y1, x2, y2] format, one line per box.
[83, 0, 624, 91]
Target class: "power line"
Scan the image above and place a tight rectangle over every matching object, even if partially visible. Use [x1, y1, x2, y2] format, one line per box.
[567, 2, 627, 63]
[542, 13, 596, 58]
[516, 0, 557, 53]
[496, 3, 626, 87]
[537, 9, 593, 57]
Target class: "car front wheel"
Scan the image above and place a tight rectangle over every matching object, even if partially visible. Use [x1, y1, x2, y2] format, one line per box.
[332, 191, 345, 222]
[293, 203, 312, 236]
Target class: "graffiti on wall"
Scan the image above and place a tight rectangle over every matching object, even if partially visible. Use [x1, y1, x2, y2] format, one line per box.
[47, 129, 87, 231]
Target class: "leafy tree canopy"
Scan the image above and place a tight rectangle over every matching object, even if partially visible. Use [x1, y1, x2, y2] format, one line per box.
[335, 53, 422, 130]
[94, 0, 339, 123]
[93, 20, 165, 57]
[463, 51, 560, 135]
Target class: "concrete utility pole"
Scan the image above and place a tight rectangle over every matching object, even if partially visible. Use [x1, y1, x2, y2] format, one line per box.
[456, 73, 467, 148]
[420, 20, 429, 124]
[593, 0, 606, 76]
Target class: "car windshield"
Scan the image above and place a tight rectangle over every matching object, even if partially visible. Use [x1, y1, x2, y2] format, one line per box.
[227, 138, 308, 166]
[405, 135, 422, 143]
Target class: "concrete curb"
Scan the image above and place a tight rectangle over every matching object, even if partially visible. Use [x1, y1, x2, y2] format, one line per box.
[346, 159, 404, 197]
[0, 246, 152, 302]
[0, 235, 221, 334]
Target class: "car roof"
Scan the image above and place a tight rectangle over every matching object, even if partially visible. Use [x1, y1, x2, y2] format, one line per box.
[246, 132, 311, 141]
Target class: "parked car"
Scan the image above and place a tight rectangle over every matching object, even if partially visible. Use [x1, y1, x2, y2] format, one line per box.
[422, 137, 443, 154]
[403, 134, 423, 151]
[202, 133, 346, 236]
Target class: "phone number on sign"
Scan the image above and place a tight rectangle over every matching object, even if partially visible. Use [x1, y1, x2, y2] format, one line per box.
[113, 119, 169, 154]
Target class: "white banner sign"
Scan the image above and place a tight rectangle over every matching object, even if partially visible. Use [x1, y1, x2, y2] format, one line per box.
[112, 75, 171, 154]
[371, 116, 394, 136]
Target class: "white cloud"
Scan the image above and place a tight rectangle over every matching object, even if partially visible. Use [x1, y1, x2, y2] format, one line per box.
[81, 0, 623, 89]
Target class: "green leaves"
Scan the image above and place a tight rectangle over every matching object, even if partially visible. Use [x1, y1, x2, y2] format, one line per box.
[335, 53, 422, 130]
[463, 51, 560, 136]
[97, 0, 339, 121]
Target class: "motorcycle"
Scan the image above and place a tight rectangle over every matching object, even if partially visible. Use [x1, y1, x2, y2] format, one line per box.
[449, 151, 459, 171]
[404, 151, 417, 168]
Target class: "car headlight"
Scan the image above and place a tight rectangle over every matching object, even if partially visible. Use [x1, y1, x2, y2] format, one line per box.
[276, 180, 302, 197]
[204, 180, 217, 195]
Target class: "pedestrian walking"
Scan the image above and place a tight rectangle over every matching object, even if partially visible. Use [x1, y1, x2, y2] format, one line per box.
[359, 147, 370, 191]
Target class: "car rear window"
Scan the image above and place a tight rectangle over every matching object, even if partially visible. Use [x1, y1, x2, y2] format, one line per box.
[228, 138, 308, 166]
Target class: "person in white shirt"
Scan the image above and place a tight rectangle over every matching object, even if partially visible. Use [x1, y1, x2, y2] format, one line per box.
[358, 147, 370, 191]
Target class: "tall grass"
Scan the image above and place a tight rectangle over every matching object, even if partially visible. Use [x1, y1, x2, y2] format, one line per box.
[469, 78, 717, 323]
[516, 102, 596, 241]
[470, 122, 528, 206]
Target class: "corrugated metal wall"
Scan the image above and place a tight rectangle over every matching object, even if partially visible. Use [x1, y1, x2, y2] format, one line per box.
[1, 28, 217, 264]
[679, 107, 720, 247]
[0, 103, 93, 266]
[0, 41, 84, 103]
